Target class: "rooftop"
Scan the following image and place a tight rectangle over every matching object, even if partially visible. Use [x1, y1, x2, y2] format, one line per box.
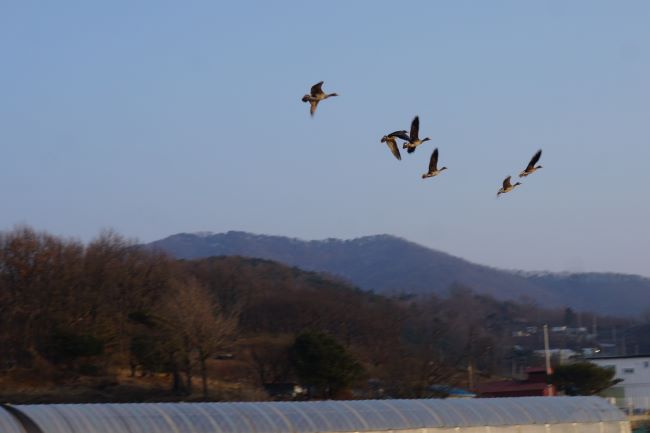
[0, 397, 626, 433]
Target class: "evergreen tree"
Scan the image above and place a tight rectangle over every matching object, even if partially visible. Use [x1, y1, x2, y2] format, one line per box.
[290, 331, 364, 398]
[552, 362, 621, 395]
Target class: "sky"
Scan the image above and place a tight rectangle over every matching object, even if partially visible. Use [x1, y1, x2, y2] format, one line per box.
[1, 1, 649, 276]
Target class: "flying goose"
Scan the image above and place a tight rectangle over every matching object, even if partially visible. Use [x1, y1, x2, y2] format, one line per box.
[519, 149, 543, 177]
[421, 148, 447, 179]
[497, 176, 522, 197]
[301, 81, 338, 116]
[380, 130, 410, 160]
[402, 116, 431, 153]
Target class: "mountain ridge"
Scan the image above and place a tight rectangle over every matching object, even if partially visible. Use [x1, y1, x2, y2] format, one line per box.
[146, 231, 650, 317]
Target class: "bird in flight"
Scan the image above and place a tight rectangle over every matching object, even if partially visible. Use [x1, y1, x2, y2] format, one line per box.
[381, 130, 410, 160]
[403, 116, 431, 154]
[519, 149, 543, 177]
[421, 148, 447, 179]
[497, 176, 522, 197]
[301, 81, 338, 116]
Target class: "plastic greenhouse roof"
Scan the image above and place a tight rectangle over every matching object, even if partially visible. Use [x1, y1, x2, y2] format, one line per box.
[1, 396, 626, 433]
[0, 405, 27, 433]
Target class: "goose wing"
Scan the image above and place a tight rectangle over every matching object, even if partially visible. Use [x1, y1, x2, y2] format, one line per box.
[309, 100, 319, 116]
[310, 81, 325, 97]
[428, 148, 439, 172]
[502, 176, 512, 189]
[409, 116, 420, 141]
[387, 130, 410, 141]
[526, 149, 542, 170]
[386, 138, 402, 160]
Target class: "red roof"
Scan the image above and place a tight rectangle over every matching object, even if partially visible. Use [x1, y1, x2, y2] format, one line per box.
[476, 381, 555, 397]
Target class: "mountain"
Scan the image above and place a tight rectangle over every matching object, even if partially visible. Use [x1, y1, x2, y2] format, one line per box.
[521, 272, 650, 318]
[146, 231, 650, 317]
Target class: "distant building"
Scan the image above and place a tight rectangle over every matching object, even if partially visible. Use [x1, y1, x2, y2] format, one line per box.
[525, 326, 539, 334]
[533, 348, 579, 365]
[568, 326, 589, 335]
[475, 367, 555, 397]
[581, 347, 602, 357]
[512, 330, 530, 337]
[588, 354, 650, 410]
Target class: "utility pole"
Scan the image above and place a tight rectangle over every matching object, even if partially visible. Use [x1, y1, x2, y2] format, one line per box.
[543, 324, 554, 396]
[544, 324, 552, 374]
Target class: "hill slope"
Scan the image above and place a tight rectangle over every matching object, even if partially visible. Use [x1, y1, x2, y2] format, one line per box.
[147, 231, 650, 316]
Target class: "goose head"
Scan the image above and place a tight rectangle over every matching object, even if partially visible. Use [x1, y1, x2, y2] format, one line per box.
[301, 95, 311, 102]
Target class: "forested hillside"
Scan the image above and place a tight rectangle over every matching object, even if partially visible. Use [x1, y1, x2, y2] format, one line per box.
[0, 227, 641, 402]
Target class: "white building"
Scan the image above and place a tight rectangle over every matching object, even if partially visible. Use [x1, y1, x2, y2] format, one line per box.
[589, 354, 650, 410]
[534, 348, 579, 364]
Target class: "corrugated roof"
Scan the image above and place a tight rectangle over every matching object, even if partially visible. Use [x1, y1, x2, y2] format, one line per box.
[2, 396, 627, 433]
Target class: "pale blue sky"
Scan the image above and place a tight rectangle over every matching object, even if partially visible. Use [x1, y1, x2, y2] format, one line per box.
[1, 1, 649, 276]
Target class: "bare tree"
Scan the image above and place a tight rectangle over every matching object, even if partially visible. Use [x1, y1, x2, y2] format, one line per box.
[160, 279, 238, 398]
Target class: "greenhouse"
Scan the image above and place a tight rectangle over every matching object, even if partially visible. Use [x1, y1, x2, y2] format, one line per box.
[0, 396, 630, 433]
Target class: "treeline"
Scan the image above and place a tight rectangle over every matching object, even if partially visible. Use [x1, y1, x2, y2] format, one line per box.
[0, 227, 238, 398]
[0, 226, 639, 402]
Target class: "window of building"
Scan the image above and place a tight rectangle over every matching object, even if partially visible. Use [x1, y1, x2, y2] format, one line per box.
[623, 368, 634, 374]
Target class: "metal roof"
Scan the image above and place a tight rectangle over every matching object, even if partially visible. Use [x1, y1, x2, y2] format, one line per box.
[1, 396, 627, 433]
